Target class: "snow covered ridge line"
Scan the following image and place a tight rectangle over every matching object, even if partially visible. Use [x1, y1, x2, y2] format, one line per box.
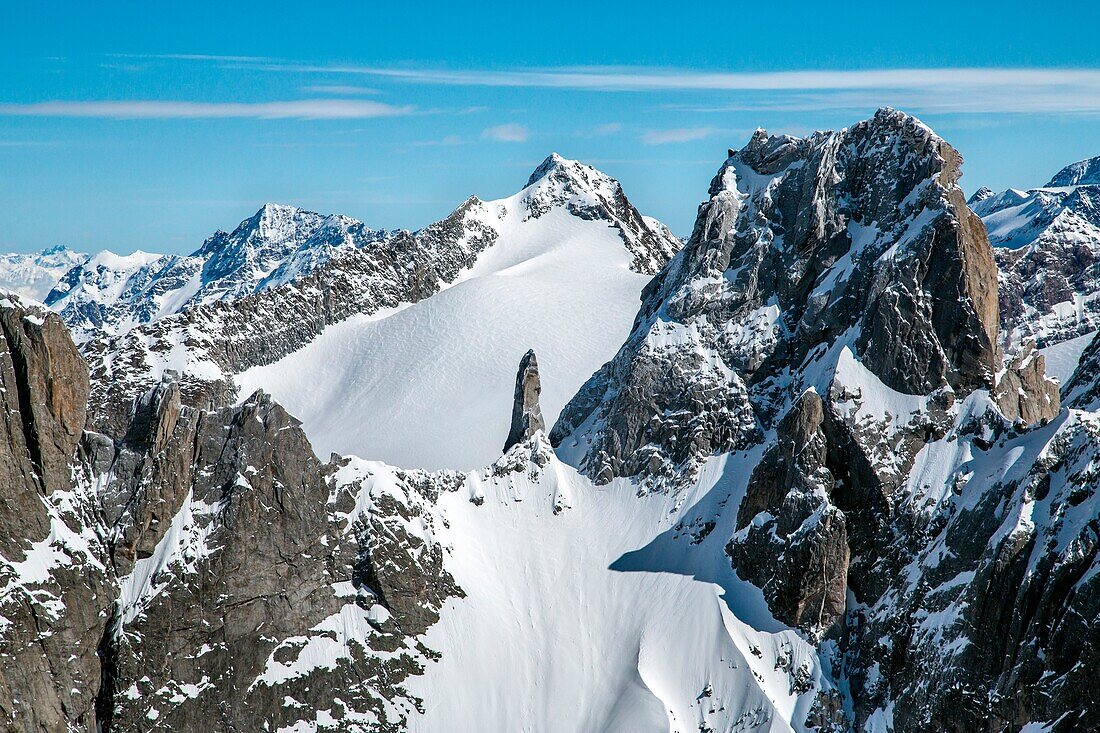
[77, 153, 683, 440]
[0, 245, 87, 300]
[47, 154, 679, 345]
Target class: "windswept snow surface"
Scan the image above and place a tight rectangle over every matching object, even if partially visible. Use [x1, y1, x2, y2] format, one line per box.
[399, 447, 826, 733]
[1040, 330, 1097, 384]
[237, 201, 652, 470]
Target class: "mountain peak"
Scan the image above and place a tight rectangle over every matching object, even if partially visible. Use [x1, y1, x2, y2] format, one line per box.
[251, 202, 316, 231]
[968, 186, 995, 205]
[1046, 155, 1100, 187]
[525, 152, 581, 188]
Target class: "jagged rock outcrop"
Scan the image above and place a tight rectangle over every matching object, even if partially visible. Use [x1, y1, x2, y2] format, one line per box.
[503, 349, 545, 452]
[0, 296, 109, 733]
[994, 341, 1061, 424]
[729, 389, 848, 632]
[553, 108, 1002, 487]
[837, 407, 1100, 732]
[554, 110, 1083, 731]
[0, 293, 464, 731]
[92, 391, 461, 732]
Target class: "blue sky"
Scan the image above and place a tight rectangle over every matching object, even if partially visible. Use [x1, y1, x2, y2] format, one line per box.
[2, 1, 1099, 253]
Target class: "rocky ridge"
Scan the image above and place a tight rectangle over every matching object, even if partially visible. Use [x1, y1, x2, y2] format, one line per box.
[0, 293, 464, 732]
[46, 206, 391, 344]
[549, 108, 1091, 730]
[503, 349, 545, 452]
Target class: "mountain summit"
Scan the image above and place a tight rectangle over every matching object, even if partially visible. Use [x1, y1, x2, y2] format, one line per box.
[1046, 154, 1100, 187]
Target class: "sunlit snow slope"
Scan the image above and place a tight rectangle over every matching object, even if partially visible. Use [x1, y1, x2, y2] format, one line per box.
[330, 443, 829, 733]
[237, 165, 663, 470]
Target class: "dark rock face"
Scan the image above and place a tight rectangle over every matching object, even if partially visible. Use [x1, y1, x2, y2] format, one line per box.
[0, 299, 90, 495]
[81, 391, 463, 732]
[555, 110, 1085, 731]
[503, 349, 546, 452]
[0, 297, 109, 733]
[840, 411, 1100, 733]
[0, 294, 463, 732]
[91, 392, 458, 731]
[729, 390, 848, 632]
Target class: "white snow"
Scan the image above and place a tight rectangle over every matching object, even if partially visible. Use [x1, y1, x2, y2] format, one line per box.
[404, 449, 830, 733]
[1039, 330, 1096, 384]
[0, 246, 86, 301]
[237, 190, 653, 470]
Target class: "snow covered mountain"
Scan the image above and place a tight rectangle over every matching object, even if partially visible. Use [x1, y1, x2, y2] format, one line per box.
[972, 157, 1100, 380]
[236, 154, 678, 469]
[45, 204, 391, 343]
[0, 245, 86, 300]
[79, 154, 681, 445]
[1, 111, 1099, 733]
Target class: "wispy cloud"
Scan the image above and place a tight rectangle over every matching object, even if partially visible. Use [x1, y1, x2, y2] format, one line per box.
[254, 64, 1100, 114]
[408, 134, 467, 148]
[109, 53, 274, 63]
[482, 123, 529, 142]
[641, 126, 719, 145]
[301, 85, 381, 96]
[0, 100, 413, 119]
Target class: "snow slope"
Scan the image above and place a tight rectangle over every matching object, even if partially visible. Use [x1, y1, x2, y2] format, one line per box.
[330, 444, 830, 733]
[1039, 330, 1097, 384]
[237, 168, 662, 470]
[976, 157, 1100, 362]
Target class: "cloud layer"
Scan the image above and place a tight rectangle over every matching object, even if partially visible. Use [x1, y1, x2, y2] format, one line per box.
[0, 99, 412, 119]
[641, 126, 719, 145]
[264, 65, 1100, 114]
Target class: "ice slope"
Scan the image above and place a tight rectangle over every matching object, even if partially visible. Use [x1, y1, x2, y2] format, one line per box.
[237, 194, 653, 470]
